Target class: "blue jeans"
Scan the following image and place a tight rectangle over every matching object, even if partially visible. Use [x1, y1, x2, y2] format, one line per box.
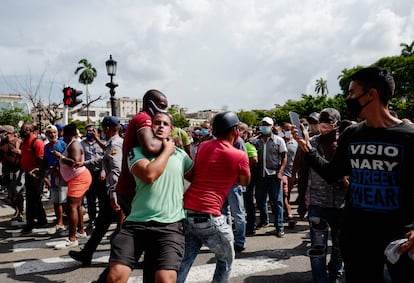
[307, 205, 344, 283]
[244, 176, 257, 231]
[177, 214, 235, 283]
[255, 176, 284, 231]
[222, 184, 246, 248]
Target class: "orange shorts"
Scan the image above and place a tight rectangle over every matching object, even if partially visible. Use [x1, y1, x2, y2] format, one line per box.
[67, 169, 92, 198]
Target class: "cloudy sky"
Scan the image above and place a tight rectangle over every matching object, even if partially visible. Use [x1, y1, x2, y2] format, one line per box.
[1, 0, 413, 113]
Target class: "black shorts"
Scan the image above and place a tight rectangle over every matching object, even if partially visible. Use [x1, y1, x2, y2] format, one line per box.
[110, 220, 185, 271]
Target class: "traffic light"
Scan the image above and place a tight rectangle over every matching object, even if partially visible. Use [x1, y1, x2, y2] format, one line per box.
[70, 88, 83, 107]
[62, 87, 83, 107]
[63, 87, 72, 106]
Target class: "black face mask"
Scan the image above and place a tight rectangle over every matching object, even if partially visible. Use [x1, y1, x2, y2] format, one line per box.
[345, 91, 371, 118]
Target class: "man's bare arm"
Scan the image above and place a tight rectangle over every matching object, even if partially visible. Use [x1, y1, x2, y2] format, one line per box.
[137, 127, 163, 156]
[238, 174, 251, 186]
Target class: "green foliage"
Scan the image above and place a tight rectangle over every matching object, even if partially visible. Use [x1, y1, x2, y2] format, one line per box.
[167, 107, 190, 128]
[315, 77, 329, 96]
[338, 53, 414, 119]
[75, 59, 97, 85]
[172, 114, 190, 128]
[237, 110, 259, 127]
[0, 107, 32, 128]
[400, 41, 414, 57]
[375, 55, 414, 99]
[68, 119, 87, 135]
[236, 93, 348, 126]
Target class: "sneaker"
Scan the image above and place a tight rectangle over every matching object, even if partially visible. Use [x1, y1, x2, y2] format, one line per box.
[287, 216, 297, 229]
[246, 229, 256, 236]
[55, 224, 66, 232]
[234, 244, 246, 253]
[257, 222, 269, 229]
[68, 250, 92, 266]
[76, 231, 88, 238]
[55, 239, 79, 249]
[12, 215, 23, 222]
[276, 230, 285, 238]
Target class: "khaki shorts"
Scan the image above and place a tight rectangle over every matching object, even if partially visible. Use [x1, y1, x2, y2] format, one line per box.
[51, 185, 67, 204]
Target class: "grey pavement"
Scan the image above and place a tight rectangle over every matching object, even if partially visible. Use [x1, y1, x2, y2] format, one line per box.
[0, 189, 54, 221]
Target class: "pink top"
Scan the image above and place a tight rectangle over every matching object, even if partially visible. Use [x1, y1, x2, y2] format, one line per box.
[59, 139, 86, 182]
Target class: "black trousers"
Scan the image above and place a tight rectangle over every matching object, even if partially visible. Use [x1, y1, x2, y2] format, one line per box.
[82, 179, 118, 257]
[25, 173, 47, 228]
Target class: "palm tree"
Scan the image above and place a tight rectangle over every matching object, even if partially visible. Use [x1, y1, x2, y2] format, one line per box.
[400, 41, 414, 57]
[75, 59, 97, 122]
[315, 77, 328, 96]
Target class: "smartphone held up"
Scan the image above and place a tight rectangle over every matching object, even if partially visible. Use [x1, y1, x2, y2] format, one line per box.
[289, 111, 304, 139]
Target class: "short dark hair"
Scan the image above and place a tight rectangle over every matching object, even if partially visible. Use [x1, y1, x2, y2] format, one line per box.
[350, 67, 395, 105]
[153, 112, 174, 126]
[142, 89, 167, 111]
[63, 123, 77, 137]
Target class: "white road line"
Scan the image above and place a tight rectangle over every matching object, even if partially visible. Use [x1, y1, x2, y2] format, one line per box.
[15, 252, 287, 282]
[110, 256, 287, 283]
[14, 251, 110, 275]
[12, 236, 108, 252]
[178, 256, 287, 283]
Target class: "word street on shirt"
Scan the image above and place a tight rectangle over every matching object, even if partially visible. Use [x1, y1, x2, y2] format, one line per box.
[349, 142, 402, 212]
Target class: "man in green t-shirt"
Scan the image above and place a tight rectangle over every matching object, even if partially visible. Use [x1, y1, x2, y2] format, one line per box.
[172, 127, 192, 159]
[107, 112, 193, 283]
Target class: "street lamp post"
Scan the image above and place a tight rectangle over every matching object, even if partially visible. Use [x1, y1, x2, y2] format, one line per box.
[105, 54, 118, 117]
[37, 102, 42, 132]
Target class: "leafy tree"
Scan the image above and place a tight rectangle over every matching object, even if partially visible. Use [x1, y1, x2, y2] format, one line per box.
[172, 114, 190, 128]
[75, 59, 97, 123]
[315, 77, 329, 96]
[68, 119, 87, 135]
[0, 107, 32, 128]
[400, 41, 414, 57]
[167, 108, 190, 128]
[338, 53, 414, 119]
[237, 110, 258, 127]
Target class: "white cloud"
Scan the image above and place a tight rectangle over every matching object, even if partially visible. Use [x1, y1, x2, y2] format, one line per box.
[0, 0, 413, 113]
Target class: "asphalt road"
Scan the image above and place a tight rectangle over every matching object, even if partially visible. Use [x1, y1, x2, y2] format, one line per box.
[0, 189, 314, 283]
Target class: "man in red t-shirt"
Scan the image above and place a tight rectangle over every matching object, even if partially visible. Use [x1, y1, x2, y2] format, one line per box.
[177, 111, 251, 283]
[19, 123, 47, 233]
[110, 90, 168, 217]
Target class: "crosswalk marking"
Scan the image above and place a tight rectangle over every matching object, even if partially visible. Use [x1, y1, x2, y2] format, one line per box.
[14, 251, 110, 275]
[8, 222, 292, 282]
[14, 251, 287, 282]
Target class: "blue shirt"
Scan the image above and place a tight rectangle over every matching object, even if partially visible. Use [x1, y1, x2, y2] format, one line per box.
[44, 140, 66, 167]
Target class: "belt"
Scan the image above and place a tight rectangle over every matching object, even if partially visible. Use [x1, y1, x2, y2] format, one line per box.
[186, 210, 212, 223]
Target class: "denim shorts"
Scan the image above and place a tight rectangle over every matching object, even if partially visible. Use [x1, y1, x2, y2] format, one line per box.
[110, 220, 185, 271]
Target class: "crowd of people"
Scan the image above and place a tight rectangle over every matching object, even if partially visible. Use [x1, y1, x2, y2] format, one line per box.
[0, 67, 414, 282]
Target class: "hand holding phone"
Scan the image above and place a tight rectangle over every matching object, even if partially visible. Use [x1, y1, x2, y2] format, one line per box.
[289, 111, 304, 139]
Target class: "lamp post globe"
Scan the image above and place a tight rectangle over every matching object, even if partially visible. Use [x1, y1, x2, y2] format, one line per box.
[106, 54, 119, 117]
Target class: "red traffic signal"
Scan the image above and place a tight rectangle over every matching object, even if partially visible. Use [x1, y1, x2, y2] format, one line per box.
[62, 87, 83, 107]
[63, 87, 72, 106]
